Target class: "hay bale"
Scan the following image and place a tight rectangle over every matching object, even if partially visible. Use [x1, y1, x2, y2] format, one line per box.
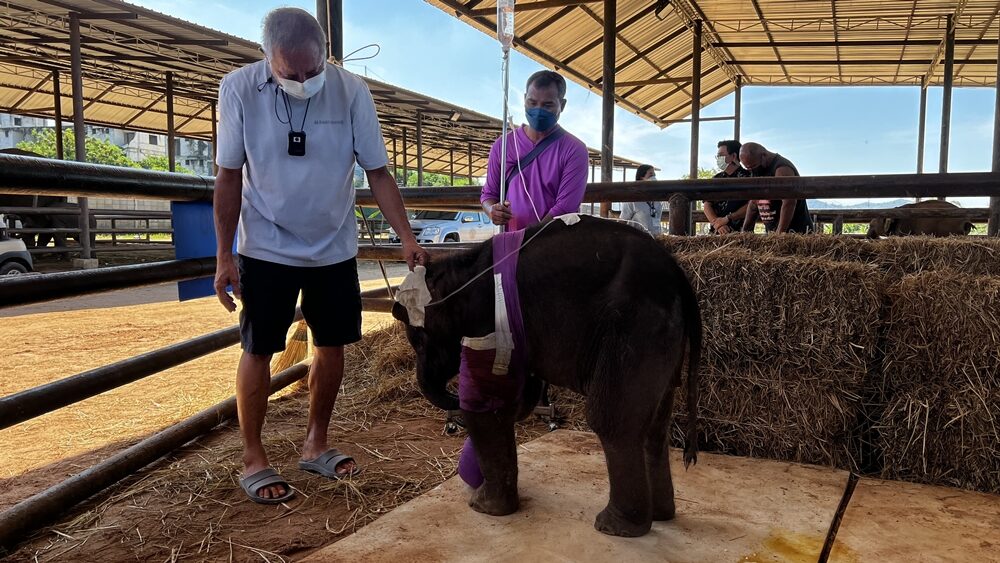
[661, 233, 879, 264]
[879, 270, 1000, 493]
[873, 236, 1000, 278]
[661, 233, 1000, 279]
[671, 250, 886, 469]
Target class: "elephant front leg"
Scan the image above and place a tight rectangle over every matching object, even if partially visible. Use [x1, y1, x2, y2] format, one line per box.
[462, 408, 519, 516]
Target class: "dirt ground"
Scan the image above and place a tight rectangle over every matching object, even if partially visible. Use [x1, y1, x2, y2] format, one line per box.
[0, 271, 575, 562]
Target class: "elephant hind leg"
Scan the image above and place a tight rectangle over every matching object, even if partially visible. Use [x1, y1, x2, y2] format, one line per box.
[647, 388, 677, 521]
[593, 433, 653, 537]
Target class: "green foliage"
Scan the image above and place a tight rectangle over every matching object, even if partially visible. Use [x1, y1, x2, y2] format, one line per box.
[394, 168, 479, 187]
[17, 129, 193, 173]
[680, 167, 718, 180]
[137, 154, 193, 174]
[17, 129, 135, 167]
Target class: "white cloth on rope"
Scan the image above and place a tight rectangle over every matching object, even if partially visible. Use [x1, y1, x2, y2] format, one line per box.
[394, 265, 432, 327]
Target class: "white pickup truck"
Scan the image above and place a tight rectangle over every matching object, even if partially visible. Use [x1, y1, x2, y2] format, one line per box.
[0, 214, 33, 275]
[389, 210, 494, 244]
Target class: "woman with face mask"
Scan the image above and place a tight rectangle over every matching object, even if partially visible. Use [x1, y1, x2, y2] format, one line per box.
[618, 165, 664, 236]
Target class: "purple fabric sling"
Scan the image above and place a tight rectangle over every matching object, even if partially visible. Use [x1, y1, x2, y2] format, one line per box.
[457, 229, 528, 488]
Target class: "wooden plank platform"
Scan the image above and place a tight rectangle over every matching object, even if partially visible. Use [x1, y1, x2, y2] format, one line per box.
[831, 478, 1000, 562]
[302, 431, 850, 562]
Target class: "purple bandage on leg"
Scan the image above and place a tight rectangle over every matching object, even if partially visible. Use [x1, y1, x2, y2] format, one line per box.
[458, 437, 483, 488]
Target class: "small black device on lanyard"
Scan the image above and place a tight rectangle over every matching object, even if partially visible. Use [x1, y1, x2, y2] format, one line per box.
[278, 90, 311, 157]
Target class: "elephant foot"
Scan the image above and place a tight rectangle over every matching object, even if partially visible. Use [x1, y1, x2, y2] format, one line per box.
[594, 505, 652, 537]
[469, 482, 518, 516]
[652, 502, 676, 521]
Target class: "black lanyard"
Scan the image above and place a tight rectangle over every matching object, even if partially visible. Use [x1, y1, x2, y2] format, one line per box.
[279, 90, 311, 133]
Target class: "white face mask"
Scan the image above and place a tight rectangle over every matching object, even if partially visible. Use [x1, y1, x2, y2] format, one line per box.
[716, 154, 729, 170]
[646, 175, 657, 181]
[276, 68, 326, 100]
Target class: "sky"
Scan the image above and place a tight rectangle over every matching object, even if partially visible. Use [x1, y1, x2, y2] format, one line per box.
[131, 0, 997, 205]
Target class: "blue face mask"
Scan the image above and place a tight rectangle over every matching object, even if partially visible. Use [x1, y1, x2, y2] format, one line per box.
[525, 107, 559, 132]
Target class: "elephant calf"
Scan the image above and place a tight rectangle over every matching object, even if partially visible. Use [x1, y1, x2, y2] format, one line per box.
[392, 216, 701, 537]
[867, 200, 975, 238]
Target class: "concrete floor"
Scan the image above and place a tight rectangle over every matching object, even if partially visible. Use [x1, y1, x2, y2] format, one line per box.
[303, 431, 1000, 563]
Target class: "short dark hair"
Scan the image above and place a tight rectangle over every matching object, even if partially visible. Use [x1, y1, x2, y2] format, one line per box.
[526, 70, 567, 99]
[717, 139, 741, 156]
[635, 164, 655, 181]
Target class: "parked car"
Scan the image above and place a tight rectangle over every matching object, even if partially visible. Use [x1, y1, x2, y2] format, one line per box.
[389, 210, 494, 244]
[0, 215, 33, 275]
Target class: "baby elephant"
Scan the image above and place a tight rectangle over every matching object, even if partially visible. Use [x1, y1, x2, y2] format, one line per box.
[867, 200, 975, 238]
[392, 216, 701, 537]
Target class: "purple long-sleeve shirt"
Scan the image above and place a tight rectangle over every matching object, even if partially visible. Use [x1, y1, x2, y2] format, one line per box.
[480, 125, 590, 231]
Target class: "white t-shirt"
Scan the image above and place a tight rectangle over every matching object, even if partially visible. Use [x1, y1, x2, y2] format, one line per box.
[216, 60, 388, 267]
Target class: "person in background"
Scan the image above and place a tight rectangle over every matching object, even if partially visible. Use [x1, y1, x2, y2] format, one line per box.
[739, 142, 814, 234]
[703, 140, 749, 234]
[619, 164, 663, 235]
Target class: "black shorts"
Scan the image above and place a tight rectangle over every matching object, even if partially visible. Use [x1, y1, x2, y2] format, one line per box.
[238, 254, 362, 355]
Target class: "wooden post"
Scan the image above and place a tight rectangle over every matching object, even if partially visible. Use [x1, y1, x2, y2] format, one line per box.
[53, 71, 64, 160]
[668, 194, 689, 236]
[734, 75, 742, 140]
[833, 215, 844, 235]
[330, 0, 343, 62]
[990, 31, 1000, 237]
[599, 0, 615, 218]
[416, 112, 424, 187]
[70, 12, 91, 260]
[166, 72, 175, 173]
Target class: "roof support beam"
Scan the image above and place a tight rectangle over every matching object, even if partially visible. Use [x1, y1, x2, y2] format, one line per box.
[563, 4, 654, 67]
[990, 28, 1000, 236]
[167, 71, 176, 172]
[748, 0, 789, 80]
[917, 85, 927, 174]
[9, 74, 50, 111]
[689, 19, 702, 184]
[122, 94, 166, 127]
[600, 0, 615, 218]
[53, 69, 63, 160]
[734, 76, 742, 139]
[469, 0, 599, 17]
[69, 11, 91, 260]
[924, 0, 970, 85]
[939, 14, 956, 179]
[433, 0, 661, 124]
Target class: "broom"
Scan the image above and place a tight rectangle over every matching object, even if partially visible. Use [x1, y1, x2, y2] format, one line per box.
[270, 319, 310, 374]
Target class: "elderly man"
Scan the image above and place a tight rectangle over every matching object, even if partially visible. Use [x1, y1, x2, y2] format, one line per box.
[482, 70, 590, 230]
[213, 8, 426, 504]
[739, 142, 814, 234]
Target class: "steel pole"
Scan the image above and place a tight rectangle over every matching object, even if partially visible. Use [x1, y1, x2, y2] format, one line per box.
[70, 12, 91, 259]
[0, 364, 309, 551]
[599, 0, 616, 218]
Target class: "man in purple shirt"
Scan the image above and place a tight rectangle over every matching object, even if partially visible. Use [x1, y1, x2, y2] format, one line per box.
[482, 71, 590, 231]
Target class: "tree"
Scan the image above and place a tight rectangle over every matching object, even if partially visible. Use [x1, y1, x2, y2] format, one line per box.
[17, 129, 136, 168]
[137, 154, 193, 174]
[394, 168, 479, 187]
[680, 167, 717, 180]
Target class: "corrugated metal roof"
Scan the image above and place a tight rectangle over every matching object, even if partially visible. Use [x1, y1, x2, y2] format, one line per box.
[0, 0, 645, 178]
[424, 0, 1000, 128]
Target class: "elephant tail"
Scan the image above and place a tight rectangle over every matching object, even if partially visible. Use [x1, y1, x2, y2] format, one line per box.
[678, 272, 701, 469]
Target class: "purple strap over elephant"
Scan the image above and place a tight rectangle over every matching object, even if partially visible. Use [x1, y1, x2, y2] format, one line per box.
[457, 229, 528, 488]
